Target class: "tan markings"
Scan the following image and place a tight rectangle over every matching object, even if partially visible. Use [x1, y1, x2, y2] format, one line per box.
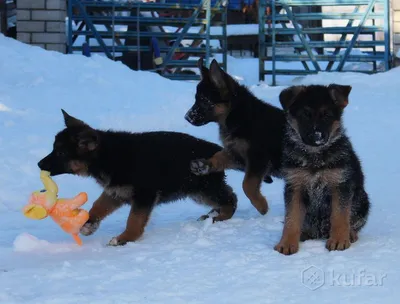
[285, 168, 345, 190]
[213, 103, 231, 124]
[208, 150, 235, 171]
[88, 191, 124, 222]
[287, 114, 301, 136]
[326, 187, 351, 251]
[230, 139, 249, 159]
[274, 186, 304, 255]
[104, 185, 134, 200]
[190, 193, 219, 208]
[69, 160, 88, 176]
[330, 120, 341, 138]
[212, 205, 236, 222]
[116, 208, 152, 243]
[242, 173, 268, 215]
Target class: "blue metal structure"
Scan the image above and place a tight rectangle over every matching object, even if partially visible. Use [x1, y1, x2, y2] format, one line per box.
[67, 0, 228, 80]
[258, 0, 392, 85]
[165, 0, 255, 11]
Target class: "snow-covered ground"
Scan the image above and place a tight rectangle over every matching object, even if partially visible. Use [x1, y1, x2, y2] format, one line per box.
[1, 34, 400, 303]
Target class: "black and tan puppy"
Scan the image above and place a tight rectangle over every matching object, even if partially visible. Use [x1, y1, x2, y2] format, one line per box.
[38, 110, 238, 246]
[185, 58, 285, 215]
[275, 84, 370, 255]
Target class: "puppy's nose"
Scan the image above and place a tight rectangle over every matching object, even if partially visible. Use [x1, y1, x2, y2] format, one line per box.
[37, 159, 44, 169]
[185, 111, 194, 123]
[314, 131, 322, 141]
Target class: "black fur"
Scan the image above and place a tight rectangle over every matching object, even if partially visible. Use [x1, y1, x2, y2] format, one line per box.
[38, 110, 238, 245]
[275, 84, 370, 255]
[184, 58, 285, 215]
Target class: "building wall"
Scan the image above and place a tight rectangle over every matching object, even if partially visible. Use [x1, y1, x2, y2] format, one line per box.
[393, 0, 400, 58]
[16, 0, 66, 53]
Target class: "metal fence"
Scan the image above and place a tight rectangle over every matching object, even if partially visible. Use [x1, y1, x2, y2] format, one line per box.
[68, 0, 228, 80]
[258, 0, 391, 85]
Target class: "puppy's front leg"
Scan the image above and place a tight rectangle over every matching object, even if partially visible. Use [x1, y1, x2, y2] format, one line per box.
[326, 184, 351, 251]
[274, 185, 305, 255]
[80, 191, 124, 236]
[191, 150, 234, 175]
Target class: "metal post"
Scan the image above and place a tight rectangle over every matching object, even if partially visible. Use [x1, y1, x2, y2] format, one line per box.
[372, 5, 377, 71]
[0, 0, 7, 35]
[222, 2, 227, 72]
[112, 0, 116, 60]
[383, 0, 390, 70]
[258, 0, 266, 82]
[67, 0, 73, 54]
[137, 2, 141, 70]
[205, 0, 211, 67]
[272, 0, 276, 86]
[205, 0, 211, 66]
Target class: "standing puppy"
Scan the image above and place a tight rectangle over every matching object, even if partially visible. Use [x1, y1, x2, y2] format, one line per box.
[38, 110, 238, 246]
[275, 84, 370, 255]
[185, 58, 285, 215]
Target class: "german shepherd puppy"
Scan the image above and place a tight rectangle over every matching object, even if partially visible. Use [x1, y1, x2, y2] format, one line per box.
[38, 110, 238, 246]
[184, 58, 285, 215]
[275, 84, 370, 255]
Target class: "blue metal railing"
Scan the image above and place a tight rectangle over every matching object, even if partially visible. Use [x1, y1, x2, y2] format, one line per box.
[67, 0, 228, 81]
[164, 0, 256, 11]
[258, 0, 392, 85]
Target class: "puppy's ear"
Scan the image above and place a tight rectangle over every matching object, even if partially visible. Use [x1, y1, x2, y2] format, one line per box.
[209, 59, 237, 99]
[61, 109, 87, 128]
[77, 128, 99, 152]
[279, 86, 305, 110]
[198, 57, 209, 80]
[328, 84, 352, 108]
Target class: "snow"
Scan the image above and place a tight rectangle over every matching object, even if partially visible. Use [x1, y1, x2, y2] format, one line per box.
[1, 34, 400, 303]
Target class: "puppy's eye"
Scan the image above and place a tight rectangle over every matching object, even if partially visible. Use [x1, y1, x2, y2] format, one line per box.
[56, 151, 66, 157]
[321, 110, 333, 118]
[303, 109, 312, 118]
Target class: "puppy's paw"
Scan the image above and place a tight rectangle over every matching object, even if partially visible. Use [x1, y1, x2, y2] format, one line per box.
[274, 240, 299, 255]
[107, 237, 128, 247]
[197, 208, 220, 221]
[190, 159, 211, 176]
[80, 220, 100, 236]
[326, 237, 351, 251]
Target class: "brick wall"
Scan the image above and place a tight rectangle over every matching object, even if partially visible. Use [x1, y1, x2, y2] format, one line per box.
[16, 0, 66, 53]
[393, 0, 400, 59]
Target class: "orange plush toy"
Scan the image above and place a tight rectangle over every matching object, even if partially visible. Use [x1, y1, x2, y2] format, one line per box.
[22, 170, 89, 246]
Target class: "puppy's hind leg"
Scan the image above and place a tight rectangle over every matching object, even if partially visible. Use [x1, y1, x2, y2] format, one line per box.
[108, 189, 156, 246]
[242, 155, 271, 215]
[192, 178, 237, 223]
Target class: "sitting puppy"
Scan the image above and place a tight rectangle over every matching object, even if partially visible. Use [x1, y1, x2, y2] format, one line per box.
[38, 110, 238, 246]
[275, 84, 370, 255]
